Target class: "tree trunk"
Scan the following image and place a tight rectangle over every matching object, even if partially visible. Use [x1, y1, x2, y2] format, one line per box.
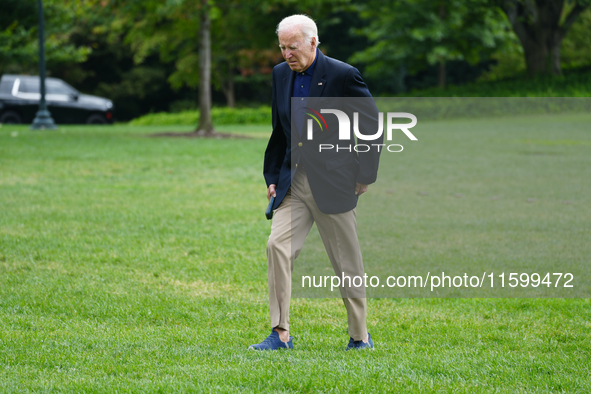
[514, 25, 564, 76]
[519, 31, 552, 76]
[222, 67, 235, 108]
[500, 0, 589, 77]
[196, 0, 214, 135]
[437, 3, 446, 89]
[437, 60, 446, 89]
[550, 32, 563, 76]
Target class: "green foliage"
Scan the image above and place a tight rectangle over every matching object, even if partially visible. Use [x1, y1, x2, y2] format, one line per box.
[351, 0, 513, 79]
[0, 0, 38, 72]
[129, 106, 272, 126]
[0, 22, 37, 73]
[478, 7, 591, 81]
[3, 0, 591, 119]
[495, 0, 591, 76]
[561, 8, 591, 69]
[103, 0, 281, 93]
[0, 0, 91, 74]
[476, 35, 526, 81]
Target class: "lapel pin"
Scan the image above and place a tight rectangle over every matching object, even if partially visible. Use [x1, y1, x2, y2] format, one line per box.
[318, 82, 323, 85]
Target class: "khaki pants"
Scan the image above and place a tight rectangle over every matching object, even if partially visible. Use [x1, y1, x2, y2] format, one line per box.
[267, 167, 367, 341]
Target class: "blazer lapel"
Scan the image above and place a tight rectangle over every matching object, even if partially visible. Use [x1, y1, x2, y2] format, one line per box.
[283, 70, 296, 124]
[308, 50, 327, 98]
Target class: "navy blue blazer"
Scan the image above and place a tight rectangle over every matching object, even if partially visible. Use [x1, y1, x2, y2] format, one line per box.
[263, 50, 382, 214]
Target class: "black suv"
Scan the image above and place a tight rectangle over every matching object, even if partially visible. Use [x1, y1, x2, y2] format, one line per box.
[0, 75, 114, 124]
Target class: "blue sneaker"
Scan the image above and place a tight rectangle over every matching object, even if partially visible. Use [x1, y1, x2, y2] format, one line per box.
[346, 333, 374, 350]
[249, 330, 293, 350]
[347, 337, 355, 350]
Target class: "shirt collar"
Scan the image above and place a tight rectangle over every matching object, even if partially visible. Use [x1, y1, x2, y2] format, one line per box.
[299, 48, 319, 76]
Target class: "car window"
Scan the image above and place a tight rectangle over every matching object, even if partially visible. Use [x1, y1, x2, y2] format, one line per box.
[0, 78, 13, 94]
[47, 80, 75, 95]
[20, 79, 40, 93]
[60, 80, 78, 94]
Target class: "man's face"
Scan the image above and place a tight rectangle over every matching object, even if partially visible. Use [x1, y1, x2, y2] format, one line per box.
[278, 29, 316, 73]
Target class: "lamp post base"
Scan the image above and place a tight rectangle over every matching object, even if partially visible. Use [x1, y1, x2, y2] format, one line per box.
[30, 109, 57, 130]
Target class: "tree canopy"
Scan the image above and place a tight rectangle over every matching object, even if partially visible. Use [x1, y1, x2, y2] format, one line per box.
[0, 0, 91, 73]
[2, 0, 590, 122]
[351, 0, 514, 88]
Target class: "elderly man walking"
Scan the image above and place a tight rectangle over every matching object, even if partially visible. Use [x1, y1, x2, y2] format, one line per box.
[249, 14, 381, 351]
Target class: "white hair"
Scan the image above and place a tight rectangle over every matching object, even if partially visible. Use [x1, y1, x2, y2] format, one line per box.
[276, 14, 320, 46]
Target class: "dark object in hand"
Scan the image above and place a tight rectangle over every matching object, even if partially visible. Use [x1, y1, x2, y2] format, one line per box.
[265, 195, 276, 220]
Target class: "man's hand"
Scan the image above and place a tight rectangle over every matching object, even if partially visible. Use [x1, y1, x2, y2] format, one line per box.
[267, 184, 277, 201]
[355, 183, 368, 196]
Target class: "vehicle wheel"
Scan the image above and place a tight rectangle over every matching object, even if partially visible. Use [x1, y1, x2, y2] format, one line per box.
[86, 114, 108, 124]
[0, 111, 22, 124]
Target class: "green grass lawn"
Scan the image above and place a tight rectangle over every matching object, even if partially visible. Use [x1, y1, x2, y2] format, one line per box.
[1, 120, 590, 392]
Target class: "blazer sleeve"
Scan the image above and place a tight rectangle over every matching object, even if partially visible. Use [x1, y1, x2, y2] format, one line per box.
[343, 67, 372, 98]
[263, 69, 287, 187]
[344, 67, 383, 185]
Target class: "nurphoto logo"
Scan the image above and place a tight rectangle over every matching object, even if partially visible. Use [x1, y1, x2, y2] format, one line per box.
[305, 109, 418, 152]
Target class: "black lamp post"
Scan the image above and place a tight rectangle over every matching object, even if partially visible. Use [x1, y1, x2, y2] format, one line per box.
[30, 0, 57, 130]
